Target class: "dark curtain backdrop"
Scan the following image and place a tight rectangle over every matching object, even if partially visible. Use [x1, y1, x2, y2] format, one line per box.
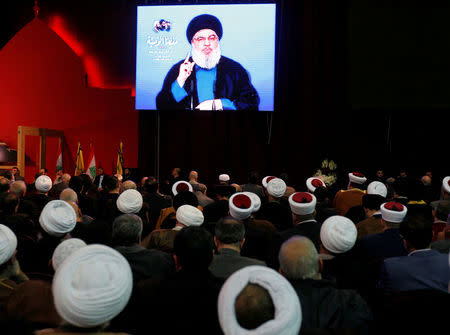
[139, 0, 448, 189]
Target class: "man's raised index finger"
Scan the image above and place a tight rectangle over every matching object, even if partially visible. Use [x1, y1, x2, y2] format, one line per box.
[185, 51, 191, 63]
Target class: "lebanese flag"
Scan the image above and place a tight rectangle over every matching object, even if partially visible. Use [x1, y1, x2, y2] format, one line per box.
[86, 144, 97, 180]
[56, 141, 63, 171]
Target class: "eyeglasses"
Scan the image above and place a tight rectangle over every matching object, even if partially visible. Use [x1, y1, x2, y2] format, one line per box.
[192, 34, 218, 43]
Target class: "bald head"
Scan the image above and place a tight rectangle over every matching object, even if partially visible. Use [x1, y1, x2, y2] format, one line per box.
[279, 236, 320, 280]
[10, 181, 26, 198]
[61, 173, 71, 183]
[235, 283, 275, 330]
[60, 188, 78, 203]
[121, 180, 137, 192]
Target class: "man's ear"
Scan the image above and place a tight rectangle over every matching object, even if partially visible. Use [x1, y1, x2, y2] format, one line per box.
[239, 238, 246, 250]
[173, 254, 182, 271]
[318, 258, 324, 274]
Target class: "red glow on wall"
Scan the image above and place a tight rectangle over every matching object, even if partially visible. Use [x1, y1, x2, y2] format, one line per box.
[48, 15, 84, 56]
[83, 55, 103, 87]
[48, 15, 133, 93]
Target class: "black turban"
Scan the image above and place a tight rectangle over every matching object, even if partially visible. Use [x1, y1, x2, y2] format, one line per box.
[186, 14, 223, 43]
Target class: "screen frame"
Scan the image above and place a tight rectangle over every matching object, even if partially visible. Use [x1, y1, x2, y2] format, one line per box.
[134, 2, 280, 112]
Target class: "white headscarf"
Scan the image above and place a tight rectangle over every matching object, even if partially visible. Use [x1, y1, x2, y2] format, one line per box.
[35, 175, 52, 193]
[380, 202, 407, 223]
[116, 189, 143, 214]
[0, 224, 17, 265]
[176, 205, 204, 227]
[266, 178, 286, 198]
[52, 244, 133, 328]
[52, 238, 87, 271]
[218, 265, 302, 335]
[243, 192, 261, 213]
[289, 192, 317, 215]
[367, 181, 387, 198]
[229, 193, 254, 220]
[442, 176, 450, 194]
[320, 215, 357, 254]
[39, 200, 77, 237]
[172, 180, 193, 196]
[306, 177, 326, 193]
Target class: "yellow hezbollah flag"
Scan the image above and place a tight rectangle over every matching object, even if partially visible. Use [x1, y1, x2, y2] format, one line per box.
[74, 142, 84, 176]
[116, 141, 124, 176]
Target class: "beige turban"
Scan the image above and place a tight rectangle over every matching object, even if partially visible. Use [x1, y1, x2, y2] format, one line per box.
[172, 180, 193, 195]
[52, 244, 133, 328]
[176, 205, 204, 227]
[267, 178, 286, 198]
[0, 224, 17, 265]
[229, 193, 254, 220]
[306, 177, 326, 193]
[219, 174, 230, 182]
[52, 238, 87, 271]
[243, 192, 261, 213]
[218, 265, 302, 335]
[116, 189, 143, 214]
[320, 215, 357, 254]
[39, 200, 77, 237]
[380, 202, 407, 223]
[367, 181, 387, 198]
[35, 175, 53, 193]
[289, 192, 317, 215]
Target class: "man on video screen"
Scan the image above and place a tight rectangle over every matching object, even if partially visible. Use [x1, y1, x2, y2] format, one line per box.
[156, 14, 260, 111]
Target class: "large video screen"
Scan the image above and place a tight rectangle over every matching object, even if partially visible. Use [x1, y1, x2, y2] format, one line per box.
[136, 4, 276, 111]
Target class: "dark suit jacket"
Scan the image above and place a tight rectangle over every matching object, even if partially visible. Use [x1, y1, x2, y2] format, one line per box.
[209, 248, 266, 279]
[357, 228, 408, 261]
[289, 278, 372, 334]
[115, 245, 175, 282]
[280, 220, 321, 252]
[378, 249, 450, 293]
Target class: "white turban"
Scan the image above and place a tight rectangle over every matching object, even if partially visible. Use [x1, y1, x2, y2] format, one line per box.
[0, 224, 17, 265]
[52, 238, 87, 271]
[262, 176, 276, 188]
[289, 192, 317, 215]
[348, 172, 367, 185]
[219, 174, 230, 182]
[443, 176, 450, 194]
[243, 192, 261, 213]
[52, 244, 133, 328]
[218, 265, 302, 335]
[116, 189, 143, 214]
[320, 215, 357, 254]
[39, 200, 77, 237]
[176, 205, 204, 227]
[267, 178, 286, 198]
[306, 177, 326, 193]
[380, 202, 407, 223]
[367, 181, 387, 198]
[35, 175, 52, 193]
[172, 180, 193, 196]
[229, 193, 254, 220]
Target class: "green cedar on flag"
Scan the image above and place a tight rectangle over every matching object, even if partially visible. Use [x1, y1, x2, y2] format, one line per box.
[116, 141, 124, 176]
[56, 140, 63, 172]
[86, 142, 97, 180]
[74, 142, 84, 176]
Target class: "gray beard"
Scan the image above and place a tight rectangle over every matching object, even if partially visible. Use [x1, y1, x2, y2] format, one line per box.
[192, 45, 221, 70]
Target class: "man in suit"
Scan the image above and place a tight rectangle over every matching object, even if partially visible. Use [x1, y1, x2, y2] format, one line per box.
[377, 215, 450, 293]
[93, 166, 106, 190]
[209, 217, 265, 279]
[280, 191, 321, 252]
